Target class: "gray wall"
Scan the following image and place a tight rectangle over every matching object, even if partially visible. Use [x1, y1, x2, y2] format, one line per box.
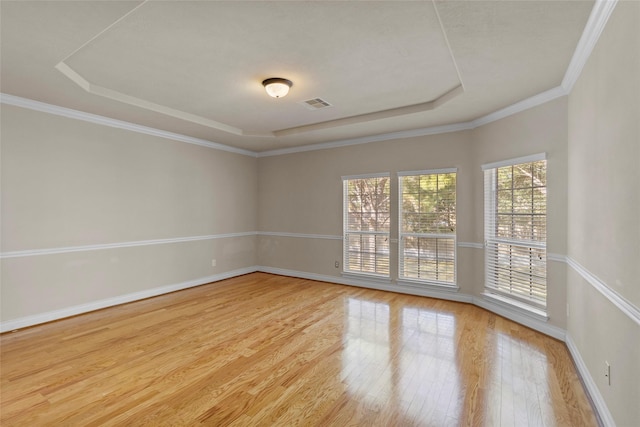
[1, 5, 638, 424]
[566, 1, 640, 425]
[257, 98, 569, 329]
[1, 104, 258, 322]
[470, 97, 569, 329]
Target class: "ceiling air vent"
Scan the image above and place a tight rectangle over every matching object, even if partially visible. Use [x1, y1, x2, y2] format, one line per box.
[301, 98, 332, 110]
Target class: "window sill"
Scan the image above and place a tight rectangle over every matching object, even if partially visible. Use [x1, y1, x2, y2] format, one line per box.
[341, 272, 392, 285]
[397, 279, 459, 293]
[482, 292, 548, 322]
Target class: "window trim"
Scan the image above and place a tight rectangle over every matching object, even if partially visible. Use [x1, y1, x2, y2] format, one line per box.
[398, 167, 458, 177]
[483, 154, 547, 312]
[481, 152, 546, 171]
[397, 168, 458, 288]
[342, 173, 391, 279]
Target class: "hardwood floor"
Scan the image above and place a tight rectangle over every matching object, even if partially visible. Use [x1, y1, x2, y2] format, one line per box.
[1, 273, 597, 426]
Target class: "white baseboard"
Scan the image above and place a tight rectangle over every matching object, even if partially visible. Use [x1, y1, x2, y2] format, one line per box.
[257, 266, 565, 340]
[473, 295, 565, 341]
[0, 266, 613, 426]
[0, 266, 258, 333]
[259, 267, 615, 423]
[257, 266, 474, 303]
[566, 333, 615, 427]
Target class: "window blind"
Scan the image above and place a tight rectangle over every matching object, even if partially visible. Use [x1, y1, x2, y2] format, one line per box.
[343, 174, 390, 277]
[484, 158, 547, 309]
[398, 170, 456, 286]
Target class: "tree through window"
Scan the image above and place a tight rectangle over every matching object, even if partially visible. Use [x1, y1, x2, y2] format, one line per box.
[343, 174, 390, 277]
[484, 156, 547, 311]
[399, 170, 457, 286]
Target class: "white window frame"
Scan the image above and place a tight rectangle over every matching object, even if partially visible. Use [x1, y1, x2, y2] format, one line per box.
[342, 173, 391, 279]
[398, 168, 457, 288]
[482, 154, 547, 313]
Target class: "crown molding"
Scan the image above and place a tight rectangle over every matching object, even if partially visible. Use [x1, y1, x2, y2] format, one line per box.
[54, 0, 273, 139]
[273, 85, 465, 138]
[0, 93, 257, 158]
[471, 86, 568, 129]
[55, 0, 465, 140]
[257, 0, 616, 156]
[256, 83, 570, 157]
[562, 0, 618, 93]
[0, 1, 616, 159]
[56, 62, 254, 137]
[256, 121, 476, 157]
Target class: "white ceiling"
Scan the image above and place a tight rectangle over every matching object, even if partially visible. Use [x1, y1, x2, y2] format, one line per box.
[1, 1, 594, 153]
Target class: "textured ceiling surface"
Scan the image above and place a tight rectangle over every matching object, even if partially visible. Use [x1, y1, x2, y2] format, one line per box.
[0, 1, 594, 152]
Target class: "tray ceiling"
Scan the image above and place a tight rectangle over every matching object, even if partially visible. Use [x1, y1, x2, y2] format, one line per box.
[0, 1, 594, 152]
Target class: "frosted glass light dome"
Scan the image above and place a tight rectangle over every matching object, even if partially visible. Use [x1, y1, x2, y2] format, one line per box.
[262, 78, 292, 98]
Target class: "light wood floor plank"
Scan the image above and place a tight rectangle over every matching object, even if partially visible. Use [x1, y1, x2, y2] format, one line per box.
[1, 273, 598, 426]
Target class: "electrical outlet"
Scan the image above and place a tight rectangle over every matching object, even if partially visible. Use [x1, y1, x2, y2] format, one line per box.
[211, 259, 217, 267]
[335, 261, 340, 268]
[605, 361, 611, 385]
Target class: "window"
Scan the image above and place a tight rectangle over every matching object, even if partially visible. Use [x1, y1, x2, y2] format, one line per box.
[398, 170, 457, 286]
[343, 174, 390, 277]
[483, 155, 547, 311]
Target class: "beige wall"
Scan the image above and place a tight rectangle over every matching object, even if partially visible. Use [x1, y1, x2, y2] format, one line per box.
[567, 1, 640, 425]
[568, 1, 639, 306]
[257, 131, 477, 292]
[1, 4, 637, 422]
[471, 97, 570, 328]
[1, 104, 258, 322]
[259, 132, 474, 241]
[257, 98, 569, 331]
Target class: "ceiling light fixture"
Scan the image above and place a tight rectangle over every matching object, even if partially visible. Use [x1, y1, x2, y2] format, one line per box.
[262, 78, 292, 98]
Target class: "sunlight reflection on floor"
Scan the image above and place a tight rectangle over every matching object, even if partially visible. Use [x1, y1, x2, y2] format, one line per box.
[342, 297, 461, 424]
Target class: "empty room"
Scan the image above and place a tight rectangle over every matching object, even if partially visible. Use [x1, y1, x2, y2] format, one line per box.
[1, 0, 638, 425]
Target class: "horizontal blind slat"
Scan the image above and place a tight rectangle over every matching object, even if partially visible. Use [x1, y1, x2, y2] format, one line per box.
[484, 161, 547, 309]
[344, 175, 391, 277]
[399, 172, 456, 285]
